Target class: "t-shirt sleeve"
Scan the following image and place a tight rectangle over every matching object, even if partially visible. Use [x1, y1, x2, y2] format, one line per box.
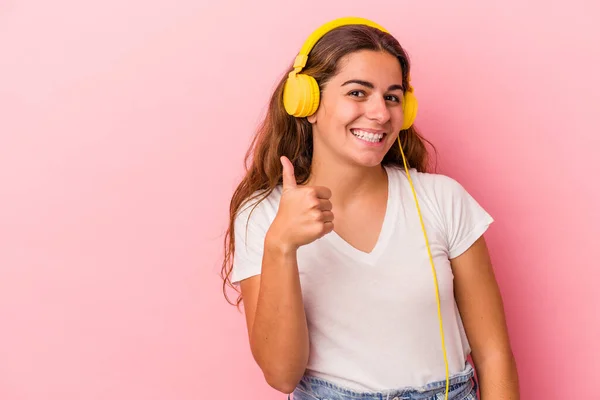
[436, 175, 494, 259]
[230, 197, 272, 284]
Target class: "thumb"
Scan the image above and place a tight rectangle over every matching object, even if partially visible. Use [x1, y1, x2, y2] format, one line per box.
[280, 156, 297, 189]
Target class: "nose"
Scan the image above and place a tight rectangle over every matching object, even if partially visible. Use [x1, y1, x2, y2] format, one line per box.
[365, 96, 391, 125]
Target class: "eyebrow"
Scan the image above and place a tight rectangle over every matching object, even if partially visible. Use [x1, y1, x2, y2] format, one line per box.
[341, 79, 404, 92]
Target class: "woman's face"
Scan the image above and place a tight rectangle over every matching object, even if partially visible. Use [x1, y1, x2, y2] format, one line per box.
[308, 49, 406, 168]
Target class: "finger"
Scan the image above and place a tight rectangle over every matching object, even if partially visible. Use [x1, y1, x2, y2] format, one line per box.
[320, 211, 334, 223]
[313, 186, 332, 199]
[280, 156, 297, 189]
[316, 199, 332, 211]
[322, 221, 334, 235]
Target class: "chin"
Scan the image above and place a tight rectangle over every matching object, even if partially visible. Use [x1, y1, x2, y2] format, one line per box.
[348, 154, 386, 168]
[349, 145, 394, 168]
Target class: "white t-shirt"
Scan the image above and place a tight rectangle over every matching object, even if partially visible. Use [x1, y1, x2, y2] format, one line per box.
[231, 165, 494, 391]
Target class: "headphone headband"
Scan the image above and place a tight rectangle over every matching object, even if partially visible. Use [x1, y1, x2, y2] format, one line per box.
[292, 17, 389, 71]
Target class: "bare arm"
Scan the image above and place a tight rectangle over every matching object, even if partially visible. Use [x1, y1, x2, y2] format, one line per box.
[451, 236, 520, 399]
[238, 156, 333, 394]
[239, 234, 309, 394]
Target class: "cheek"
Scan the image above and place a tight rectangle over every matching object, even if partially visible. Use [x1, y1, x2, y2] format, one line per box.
[391, 107, 405, 128]
[330, 99, 363, 125]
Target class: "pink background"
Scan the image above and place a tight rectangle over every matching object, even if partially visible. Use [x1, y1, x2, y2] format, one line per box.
[1, 0, 598, 399]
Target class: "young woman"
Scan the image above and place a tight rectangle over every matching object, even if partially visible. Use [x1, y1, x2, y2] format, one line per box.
[221, 17, 519, 400]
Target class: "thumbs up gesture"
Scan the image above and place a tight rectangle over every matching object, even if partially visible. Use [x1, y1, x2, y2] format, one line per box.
[268, 156, 334, 251]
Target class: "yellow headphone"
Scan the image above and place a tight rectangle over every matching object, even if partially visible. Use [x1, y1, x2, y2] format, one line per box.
[282, 17, 451, 400]
[282, 16, 418, 131]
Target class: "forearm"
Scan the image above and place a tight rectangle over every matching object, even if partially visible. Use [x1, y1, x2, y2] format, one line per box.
[476, 352, 520, 400]
[250, 236, 309, 393]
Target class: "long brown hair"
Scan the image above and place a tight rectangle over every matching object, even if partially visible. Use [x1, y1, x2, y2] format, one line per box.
[221, 24, 436, 306]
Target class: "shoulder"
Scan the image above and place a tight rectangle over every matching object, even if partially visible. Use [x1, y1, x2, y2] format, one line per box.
[385, 165, 493, 256]
[234, 185, 282, 229]
[385, 165, 468, 201]
[230, 187, 282, 284]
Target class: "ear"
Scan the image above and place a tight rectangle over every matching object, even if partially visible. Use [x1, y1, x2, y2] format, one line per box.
[307, 112, 317, 124]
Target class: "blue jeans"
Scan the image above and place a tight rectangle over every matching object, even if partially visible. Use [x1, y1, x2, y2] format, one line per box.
[289, 363, 478, 400]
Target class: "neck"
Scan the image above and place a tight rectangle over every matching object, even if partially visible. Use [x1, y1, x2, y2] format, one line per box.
[305, 157, 388, 208]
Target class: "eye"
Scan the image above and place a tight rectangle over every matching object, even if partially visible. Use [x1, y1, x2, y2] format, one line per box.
[385, 94, 401, 103]
[347, 90, 365, 98]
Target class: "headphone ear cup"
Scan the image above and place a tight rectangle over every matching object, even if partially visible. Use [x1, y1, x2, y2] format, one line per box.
[401, 90, 418, 130]
[283, 73, 320, 117]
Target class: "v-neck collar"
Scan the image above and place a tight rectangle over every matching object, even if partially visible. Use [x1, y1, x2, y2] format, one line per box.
[324, 166, 398, 266]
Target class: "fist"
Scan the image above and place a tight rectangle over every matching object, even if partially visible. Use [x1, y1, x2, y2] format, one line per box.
[268, 156, 334, 250]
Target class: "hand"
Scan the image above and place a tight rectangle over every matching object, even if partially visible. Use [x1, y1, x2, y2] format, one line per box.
[267, 156, 334, 251]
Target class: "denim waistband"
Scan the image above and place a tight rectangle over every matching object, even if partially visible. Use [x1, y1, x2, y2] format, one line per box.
[291, 363, 477, 400]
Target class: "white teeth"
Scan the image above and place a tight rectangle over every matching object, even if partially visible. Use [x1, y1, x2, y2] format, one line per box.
[351, 129, 384, 142]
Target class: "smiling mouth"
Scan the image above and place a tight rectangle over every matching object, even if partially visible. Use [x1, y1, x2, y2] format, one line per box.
[350, 129, 386, 143]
